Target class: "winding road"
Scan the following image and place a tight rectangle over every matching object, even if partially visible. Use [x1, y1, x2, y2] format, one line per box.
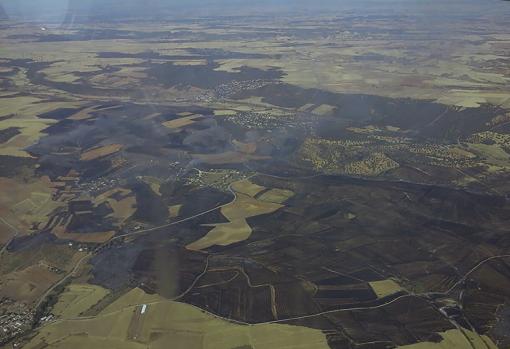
[29, 164, 510, 348]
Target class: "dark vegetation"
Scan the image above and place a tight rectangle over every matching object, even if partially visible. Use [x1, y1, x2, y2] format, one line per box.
[0, 127, 20, 144]
[148, 61, 283, 89]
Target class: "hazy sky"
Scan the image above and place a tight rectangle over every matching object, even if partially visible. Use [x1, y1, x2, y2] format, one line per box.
[0, 0, 508, 22]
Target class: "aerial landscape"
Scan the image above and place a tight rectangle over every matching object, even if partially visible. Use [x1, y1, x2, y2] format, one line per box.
[0, 0, 510, 348]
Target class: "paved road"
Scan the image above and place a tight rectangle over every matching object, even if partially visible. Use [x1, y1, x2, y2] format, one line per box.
[40, 254, 510, 333]
[31, 165, 510, 341]
[34, 175, 247, 313]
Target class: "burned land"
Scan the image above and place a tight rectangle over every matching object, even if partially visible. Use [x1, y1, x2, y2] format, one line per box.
[1, 2, 510, 348]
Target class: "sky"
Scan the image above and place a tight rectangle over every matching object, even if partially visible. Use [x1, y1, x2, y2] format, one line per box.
[0, 0, 508, 22]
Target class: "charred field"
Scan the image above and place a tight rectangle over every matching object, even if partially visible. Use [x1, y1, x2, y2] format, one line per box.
[1, 4, 510, 348]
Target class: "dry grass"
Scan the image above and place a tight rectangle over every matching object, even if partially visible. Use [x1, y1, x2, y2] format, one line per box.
[101, 288, 164, 314]
[53, 284, 110, 319]
[191, 219, 252, 250]
[468, 143, 510, 162]
[80, 144, 123, 161]
[94, 188, 136, 225]
[258, 188, 294, 204]
[168, 204, 183, 218]
[0, 97, 81, 157]
[232, 139, 257, 154]
[193, 151, 270, 165]
[369, 279, 402, 298]
[0, 243, 81, 276]
[311, 104, 336, 115]
[139, 177, 162, 195]
[298, 103, 315, 112]
[186, 180, 283, 250]
[0, 265, 60, 305]
[162, 114, 202, 129]
[2, 16, 509, 108]
[437, 90, 510, 108]
[108, 196, 136, 224]
[172, 60, 208, 66]
[221, 193, 282, 220]
[68, 105, 123, 121]
[51, 224, 116, 244]
[27, 336, 146, 349]
[230, 179, 266, 197]
[0, 176, 62, 235]
[396, 329, 497, 349]
[25, 287, 329, 349]
[213, 109, 237, 116]
[0, 221, 15, 245]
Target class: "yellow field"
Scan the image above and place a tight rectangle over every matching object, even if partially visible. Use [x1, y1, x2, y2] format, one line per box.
[193, 219, 252, 250]
[346, 125, 382, 134]
[102, 287, 165, 314]
[311, 104, 336, 115]
[107, 195, 136, 224]
[162, 114, 202, 129]
[230, 179, 266, 197]
[467, 143, 510, 163]
[80, 144, 123, 161]
[397, 329, 497, 349]
[298, 103, 315, 112]
[1, 18, 508, 108]
[168, 204, 183, 218]
[0, 97, 82, 157]
[193, 151, 270, 165]
[52, 284, 110, 319]
[0, 220, 15, 245]
[41, 61, 99, 83]
[258, 188, 294, 204]
[24, 288, 330, 349]
[186, 180, 284, 250]
[213, 109, 237, 116]
[369, 279, 402, 298]
[0, 176, 62, 235]
[89, 66, 148, 89]
[235, 96, 288, 110]
[51, 224, 115, 244]
[0, 243, 82, 276]
[232, 139, 257, 154]
[139, 176, 163, 195]
[68, 105, 123, 121]
[437, 90, 510, 108]
[0, 96, 76, 157]
[0, 264, 60, 305]
[0, 118, 54, 158]
[172, 60, 208, 66]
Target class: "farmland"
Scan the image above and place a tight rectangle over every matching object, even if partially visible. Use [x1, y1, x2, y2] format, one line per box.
[52, 284, 110, 319]
[23, 288, 330, 349]
[0, 1, 510, 348]
[186, 179, 286, 250]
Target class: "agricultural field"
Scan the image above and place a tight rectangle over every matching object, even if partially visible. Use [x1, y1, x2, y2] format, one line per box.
[186, 179, 286, 250]
[23, 288, 330, 349]
[0, 0, 510, 348]
[51, 283, 110, 319]
[80, 144, 123, 161]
